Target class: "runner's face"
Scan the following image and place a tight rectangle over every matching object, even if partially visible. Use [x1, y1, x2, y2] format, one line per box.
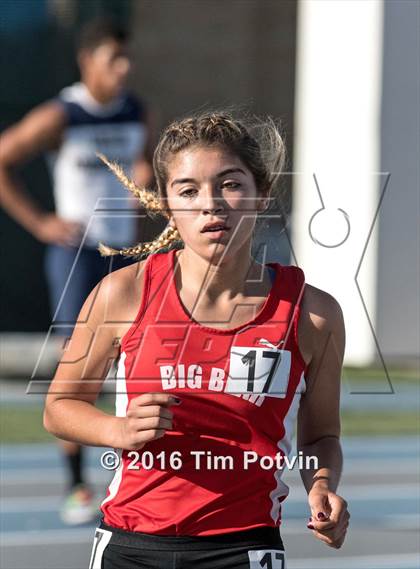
[85, 40, 131, 97]
[165, 146, 267, 263]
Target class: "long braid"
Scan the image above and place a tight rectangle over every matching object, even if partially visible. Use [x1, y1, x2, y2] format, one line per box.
[96, 153, 164, 217]
[98, 225, 181, 259]
[97, 153, 180, 259]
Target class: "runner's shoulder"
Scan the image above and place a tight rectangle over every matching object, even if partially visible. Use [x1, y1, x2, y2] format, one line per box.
[301, 283, 344, 334]
[80, 260, 147, 328]
[298, 283, 345, 368]
[100, 259, 147, 308]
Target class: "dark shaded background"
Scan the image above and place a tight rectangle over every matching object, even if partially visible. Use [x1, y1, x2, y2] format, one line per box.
[0, 0, 297, 331]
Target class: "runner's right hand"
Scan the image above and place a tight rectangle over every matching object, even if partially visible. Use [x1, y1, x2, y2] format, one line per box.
[115, 393, 181, 451]
[35, 213, 83, 246]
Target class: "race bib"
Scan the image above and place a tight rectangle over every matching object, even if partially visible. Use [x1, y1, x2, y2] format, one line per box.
[248, 549, 286, 569]
[226, 347, 291, 398]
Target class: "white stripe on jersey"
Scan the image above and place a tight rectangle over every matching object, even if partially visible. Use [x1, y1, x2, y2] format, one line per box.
[269, 372, 306, 523]
[101, 352, 128, 508]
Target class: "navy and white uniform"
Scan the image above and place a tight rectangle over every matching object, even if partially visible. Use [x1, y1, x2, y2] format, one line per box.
[45, 82, 147, 329]
[49, 81, 147, 249]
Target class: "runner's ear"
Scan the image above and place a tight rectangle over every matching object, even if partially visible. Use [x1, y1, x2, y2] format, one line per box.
[258, 198, 269, 212]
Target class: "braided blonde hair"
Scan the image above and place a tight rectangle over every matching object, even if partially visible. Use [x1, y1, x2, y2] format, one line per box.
[96, 153, 163, 217]
[98, 224, 181, 258]
[96, 154, 181, 259]
[97, 110, 285, 259]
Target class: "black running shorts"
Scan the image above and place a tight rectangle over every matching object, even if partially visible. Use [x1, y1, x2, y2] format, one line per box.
[89, 520, 286, 569]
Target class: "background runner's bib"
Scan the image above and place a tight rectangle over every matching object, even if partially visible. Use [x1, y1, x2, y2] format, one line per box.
[101, 250, 307, 536]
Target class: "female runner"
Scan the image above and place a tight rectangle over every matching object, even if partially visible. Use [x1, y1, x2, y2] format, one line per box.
[44, 111, 350, 568]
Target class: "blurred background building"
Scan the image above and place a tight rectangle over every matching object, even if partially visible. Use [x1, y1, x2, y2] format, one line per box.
[0, 0, 418, 370]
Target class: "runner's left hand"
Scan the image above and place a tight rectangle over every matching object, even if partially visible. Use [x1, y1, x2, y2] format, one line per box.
[307, 488, 350, 548]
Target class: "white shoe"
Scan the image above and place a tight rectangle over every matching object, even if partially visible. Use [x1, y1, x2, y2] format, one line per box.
[60, 484, 98, 525]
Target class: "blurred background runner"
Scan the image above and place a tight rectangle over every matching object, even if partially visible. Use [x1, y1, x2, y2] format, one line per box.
[0, 16, 164, 525]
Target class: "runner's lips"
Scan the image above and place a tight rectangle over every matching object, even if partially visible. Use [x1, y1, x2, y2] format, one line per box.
[201, 222, 230, 233]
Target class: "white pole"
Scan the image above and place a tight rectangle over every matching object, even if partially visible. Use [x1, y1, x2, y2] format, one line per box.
[292, 0, 384, 366]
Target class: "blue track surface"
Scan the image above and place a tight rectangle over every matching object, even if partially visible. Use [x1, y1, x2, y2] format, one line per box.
[1, 437, 419, 568]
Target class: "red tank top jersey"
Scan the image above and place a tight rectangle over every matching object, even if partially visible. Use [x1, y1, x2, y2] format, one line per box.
[101, 248, 307, 536]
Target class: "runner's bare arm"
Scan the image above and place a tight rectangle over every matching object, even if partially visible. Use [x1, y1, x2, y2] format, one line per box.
[297, 285, 345, 491]
[297, 285, 349, 548]
[0, 102, 66, 235]
[44, 262, 141, 446]
[43, 261, 179, 450]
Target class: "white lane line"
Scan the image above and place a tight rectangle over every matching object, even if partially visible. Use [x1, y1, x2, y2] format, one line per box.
[285, 483, 419, 501]
[0, 528, 94, 547]
[1, 467, 111, 484]
[283, 459, 419, 477]
[0, 447, 104, 462]
[1, 458, 417, 488]
[1, 483, 418, 509]
[1, 503, 417, 533]
[281, 514, 419, 533]
[0, 496, 62, 512]
[287, 552, 420, 569]
[0, 495, 104, 513]
[280, 515, 420, 533]
[381, 514, 420, 530]
[4, 458, 415, 475]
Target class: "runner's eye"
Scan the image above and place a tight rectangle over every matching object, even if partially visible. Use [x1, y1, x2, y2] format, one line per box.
[180, 188, 198, 198]
[222, 181, 241, 190]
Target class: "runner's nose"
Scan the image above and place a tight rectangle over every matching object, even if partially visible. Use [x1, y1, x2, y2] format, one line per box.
[200, 192, 224, 215]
